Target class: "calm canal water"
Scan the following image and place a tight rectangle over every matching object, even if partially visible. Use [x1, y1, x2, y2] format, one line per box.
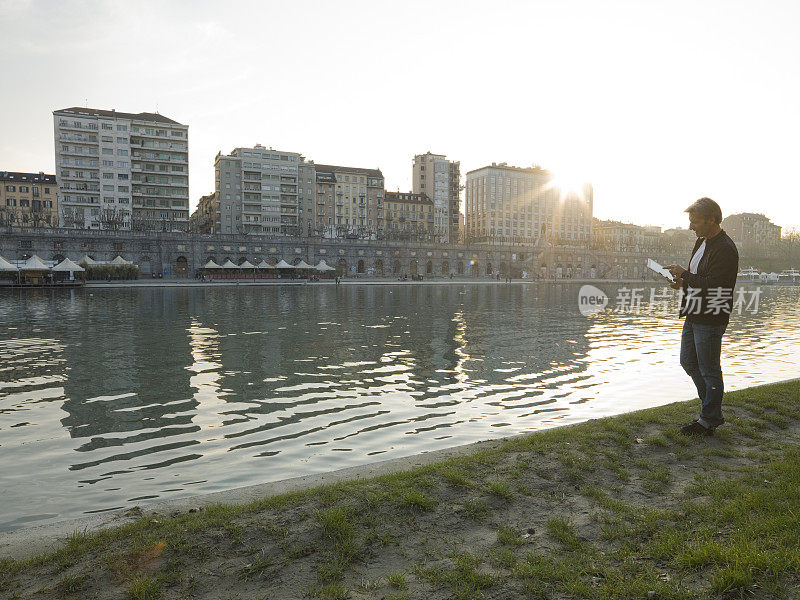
[0, 283, 798, 531]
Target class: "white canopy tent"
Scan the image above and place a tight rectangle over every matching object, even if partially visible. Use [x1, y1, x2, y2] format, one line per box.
[256, 259, 273, 269]
[315, 260, 336, 272]
[221, 260, 240, 269]
[79, 255, 97, 265]
[239, 260, 256, 269]
[0, 255, 18, 272]
[52, 258, 85, 273]
[109, 256, 131, 266]
[23, 255, 51, 271]
[274, 259, 294, 269]
[203, 259, 221, 269]
[294, 260, 313, 270]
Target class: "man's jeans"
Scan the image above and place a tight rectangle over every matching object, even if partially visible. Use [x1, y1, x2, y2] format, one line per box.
[680, 319, 728, 428]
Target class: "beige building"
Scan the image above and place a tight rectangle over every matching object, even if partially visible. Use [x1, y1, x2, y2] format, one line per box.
[214, 145, 314, 236]
[54, 107, 189, 231]
[593, 220, 661, 252]
[412, 152, 460, 243]
[465, 163, 593, 245]
[0, 171, 58, 228]
[383, 192, 434, 238]
[189, 193, 216, 234]
[722, 213, 781, 247]
[314, 164, 384, 238]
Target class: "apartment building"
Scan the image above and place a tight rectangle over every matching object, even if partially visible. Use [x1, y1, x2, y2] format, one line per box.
[53, 107, 189, 231]
[189, 193, 216, 234]
[464, 163, 593, 245]
[213, 145, 314, 236]
[593, 219, 661, 252]
[314, 164, 384, 238]
[0, 171, 57, 228]
[383, 192, 434, 237]
[722, 212, 781, 247]
[412, 152, 460, 243]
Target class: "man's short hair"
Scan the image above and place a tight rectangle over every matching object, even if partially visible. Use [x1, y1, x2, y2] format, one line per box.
[685, 197, 722, 224]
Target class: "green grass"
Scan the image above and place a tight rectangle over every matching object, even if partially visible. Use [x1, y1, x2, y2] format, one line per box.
[1, 380, 798, 599]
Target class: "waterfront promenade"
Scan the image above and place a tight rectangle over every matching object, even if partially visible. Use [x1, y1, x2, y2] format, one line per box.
[1, 380, 798, 599]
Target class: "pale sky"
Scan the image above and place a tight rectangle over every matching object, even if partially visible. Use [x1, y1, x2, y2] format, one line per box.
[1, 0, 798, 231]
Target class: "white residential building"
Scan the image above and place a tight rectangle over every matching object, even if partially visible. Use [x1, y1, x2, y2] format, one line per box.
[53, 107, 189, 231]
[412, 152, 460, 243]
[464, 163, 593, 245]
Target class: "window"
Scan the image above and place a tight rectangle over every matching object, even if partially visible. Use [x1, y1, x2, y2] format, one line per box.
[117, 124, 127, 131]
[102, 123, 113, 130]
[118, 173, 129, 180]
[4, 185, 14, 192]
[117, 137, 126, 143]
[103, 172, 113, 179]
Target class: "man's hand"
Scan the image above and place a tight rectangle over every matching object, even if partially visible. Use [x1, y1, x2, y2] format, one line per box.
[670, 277, 683, 290]
[666, 264, 687, 280]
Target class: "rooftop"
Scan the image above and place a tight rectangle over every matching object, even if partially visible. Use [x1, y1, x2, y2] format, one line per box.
[466, 162, 552, 176]
[0, 171, 56, 183]
[54, 107, 185, 126]
[314, 164, 383, 178]
[385, 191, 432, 204]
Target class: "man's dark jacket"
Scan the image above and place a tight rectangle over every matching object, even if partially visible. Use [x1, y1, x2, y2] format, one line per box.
[679, 229, 739, 324]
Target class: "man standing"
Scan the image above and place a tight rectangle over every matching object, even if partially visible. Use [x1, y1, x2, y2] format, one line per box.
[667, 198, 739, 436]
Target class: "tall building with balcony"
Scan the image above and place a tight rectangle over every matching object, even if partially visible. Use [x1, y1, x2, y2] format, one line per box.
[383, 192, 434, 238]
[464, 162, 593, 245]
[214, 145, 313, 236]
[412, 152, 460, 243]
[189, 193, 216, 234]
[721, 212, 781, 247]
[53, 107, 189, 231]
[0, 171, 58, 228]
[314, 165, 384, 238]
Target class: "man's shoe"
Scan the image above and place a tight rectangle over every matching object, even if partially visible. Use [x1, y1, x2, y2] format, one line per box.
[680, 421, 714, 437]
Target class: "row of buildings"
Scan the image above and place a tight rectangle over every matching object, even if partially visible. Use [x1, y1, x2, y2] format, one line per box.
[0, 105, 786, 251]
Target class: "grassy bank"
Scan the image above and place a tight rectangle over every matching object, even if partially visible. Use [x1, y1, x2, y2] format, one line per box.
[1, 381, 799, 600]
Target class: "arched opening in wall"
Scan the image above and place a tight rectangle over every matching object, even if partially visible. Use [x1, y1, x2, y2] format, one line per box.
[357, 259, 365, 274]
[426, 260, 433, 275]
[140, 257, 152, 276]
[566, 263, 573, 278]
[457, 261, 464, 275]
[374, 259, 384, 276]
[442, 260, 449, 276]
[238, 257, 248, 265]
[486, 261, 493, 276]
[393, 259, 401, 275]
[499, 263, 508, 276]
[337, 258, 348, 276]
[409, 260, 418, 276]
[470, 261, 479, 277]
[52, 254, 65, 264]
[176, 256, 188, 277]
[223, 257, 232, 265]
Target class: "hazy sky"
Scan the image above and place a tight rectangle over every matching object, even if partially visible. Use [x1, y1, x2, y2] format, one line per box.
[1, 0, 798, 231]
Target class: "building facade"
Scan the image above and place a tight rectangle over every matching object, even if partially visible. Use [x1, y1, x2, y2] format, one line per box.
[464, 163, 593, 245]
[189, 193, 216, 234]
[314, 164, 384, 238]
[53, 107, 189, 231]
[383, 192, 434, 238]
[593, 220, 661, 252]
[412, 152, 460, 243]
[0, 171, 57, 228]
[722, 213, 781, 247]
[213, 145, 314, 236]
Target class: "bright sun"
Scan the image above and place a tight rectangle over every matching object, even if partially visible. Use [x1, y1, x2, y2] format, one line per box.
[546, 164, 589, 199]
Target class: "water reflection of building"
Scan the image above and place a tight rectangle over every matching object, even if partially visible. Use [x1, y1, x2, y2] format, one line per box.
[59, 290, 197, 466]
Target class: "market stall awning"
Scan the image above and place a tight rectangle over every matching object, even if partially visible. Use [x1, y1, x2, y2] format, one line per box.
[79, 255, 97, 265]
[239, 260, 256, 269]
[0, 255, 18, 272]
[294, 260, 313, 270]
[52, 258, 85, 272]
[256, 259, 273, 269]
[203, 259, 221, 269]
[23, 255, 51, 271]
[221, 260, 240, 269]
[315, 260, 336, 272]
[274, 259, 294, 269]
[110, 256, 130, 265]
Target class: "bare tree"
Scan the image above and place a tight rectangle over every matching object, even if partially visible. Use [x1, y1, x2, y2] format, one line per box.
[99, 206, 128, 230]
